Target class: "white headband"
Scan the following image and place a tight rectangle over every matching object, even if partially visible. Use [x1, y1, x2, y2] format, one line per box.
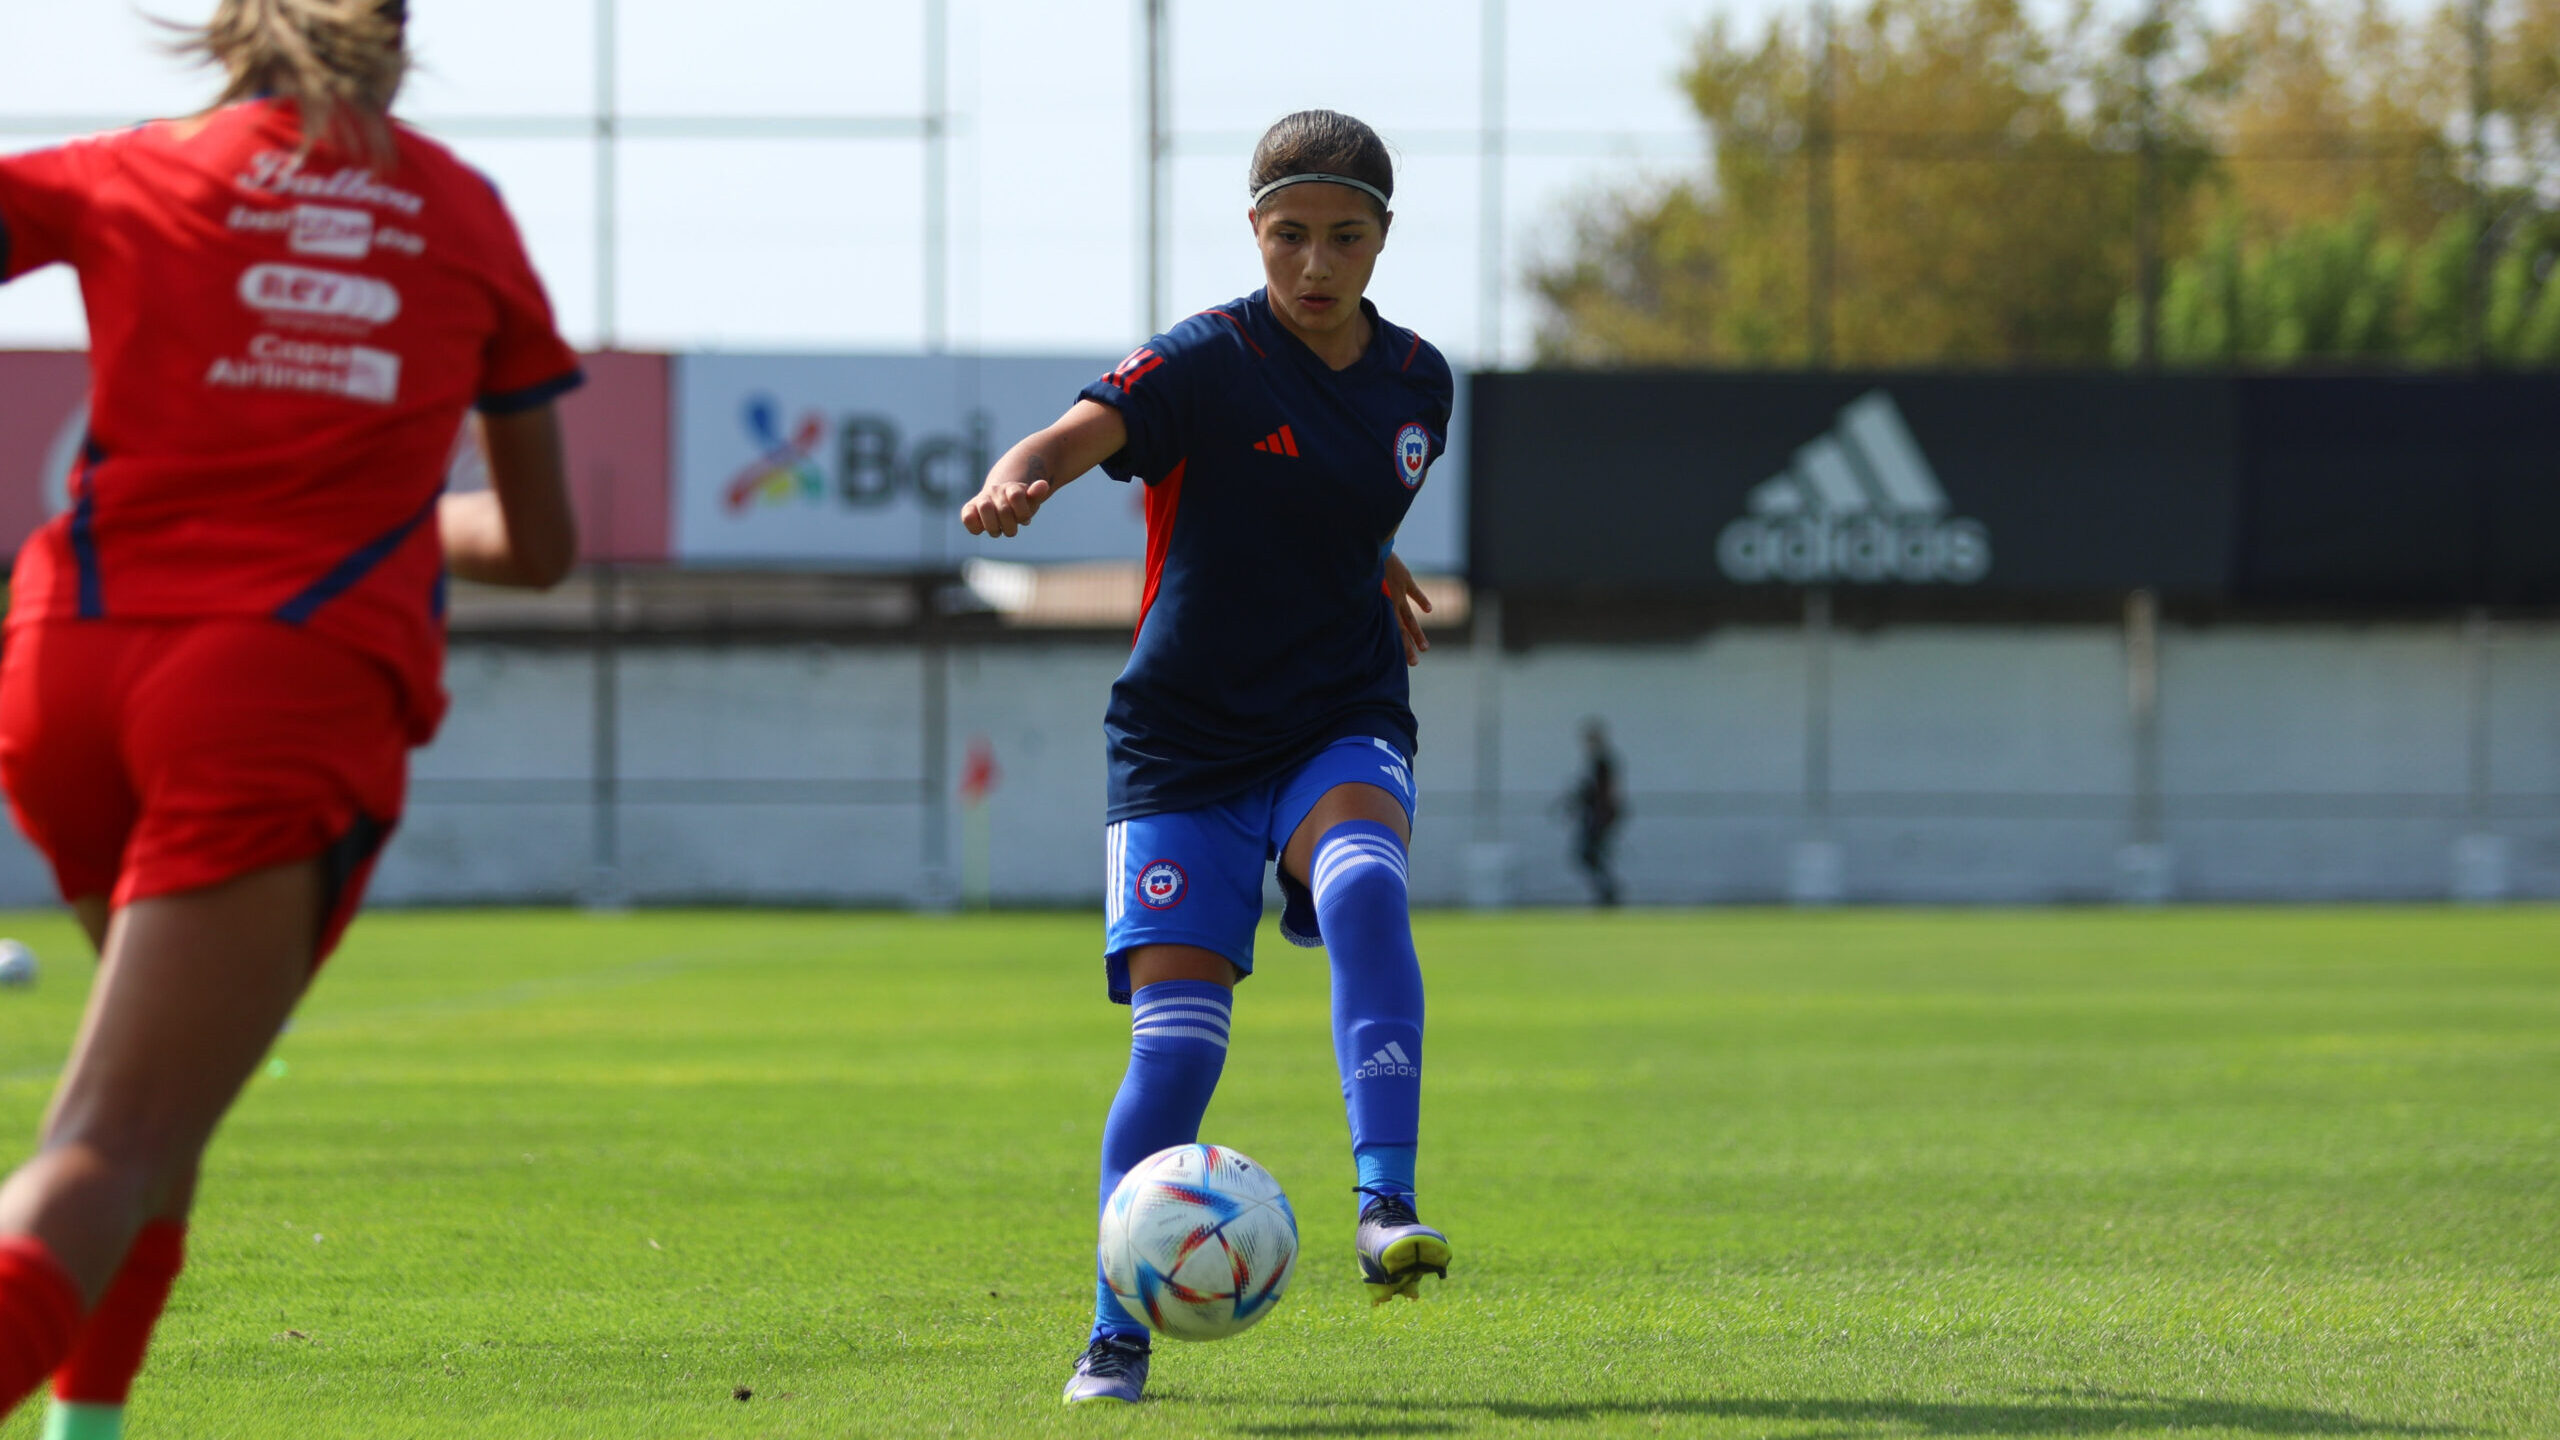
[1251, 172, 1391, 212]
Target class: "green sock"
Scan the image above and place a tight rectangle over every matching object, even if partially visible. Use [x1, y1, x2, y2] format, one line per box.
[41, 1401, 122, 1440]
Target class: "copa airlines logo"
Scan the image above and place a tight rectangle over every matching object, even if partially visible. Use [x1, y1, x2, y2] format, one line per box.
[1716, 391, 1991, 586]
[1353, 1040, 1417, 1081]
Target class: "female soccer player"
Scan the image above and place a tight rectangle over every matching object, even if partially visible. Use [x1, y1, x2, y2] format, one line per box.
[0, 2, 581, 1432]
[961, 109, 1453, 1406]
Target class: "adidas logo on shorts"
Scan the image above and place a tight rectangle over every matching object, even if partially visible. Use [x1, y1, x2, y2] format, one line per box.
[1353, 1040, 1418, 1081]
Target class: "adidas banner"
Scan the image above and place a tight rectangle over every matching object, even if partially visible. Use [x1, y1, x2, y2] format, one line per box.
[1468, 372, 2560, 604]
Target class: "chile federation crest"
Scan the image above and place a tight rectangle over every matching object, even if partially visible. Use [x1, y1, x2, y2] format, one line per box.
[1394, 424, 1431, 490]
[1137, 860, 1187, 910]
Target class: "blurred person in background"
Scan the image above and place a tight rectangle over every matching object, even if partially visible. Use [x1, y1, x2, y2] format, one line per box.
[0, 2, 580, 1433]
[962, 108, 1451, 1407]
[1567, 719, 1623, 907]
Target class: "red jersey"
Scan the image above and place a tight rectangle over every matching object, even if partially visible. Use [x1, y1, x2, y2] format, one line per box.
[0, 101, 581, 741]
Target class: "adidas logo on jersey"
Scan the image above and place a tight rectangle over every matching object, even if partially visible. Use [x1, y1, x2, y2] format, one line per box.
[1353, 1040, 1417, 1081]
[1715, 391, 1992, 585]
[1251, 425, 1300, 457]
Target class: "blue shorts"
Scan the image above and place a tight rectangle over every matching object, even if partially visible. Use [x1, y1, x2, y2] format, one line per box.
[1102, 735, 1416, 1003]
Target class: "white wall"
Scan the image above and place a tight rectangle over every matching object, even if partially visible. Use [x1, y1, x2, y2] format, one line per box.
[1, 623, 2553, 910]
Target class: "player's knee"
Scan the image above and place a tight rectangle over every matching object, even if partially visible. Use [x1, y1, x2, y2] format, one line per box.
[1127, 981, 1233, 1067]
[1311, 821, 1409, 914]
[38, 1110, 199, 1204]
[9, 1138, 161, 1235]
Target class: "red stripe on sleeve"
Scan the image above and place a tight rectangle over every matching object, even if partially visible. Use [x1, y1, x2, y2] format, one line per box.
[1134, 458, 1188, 644]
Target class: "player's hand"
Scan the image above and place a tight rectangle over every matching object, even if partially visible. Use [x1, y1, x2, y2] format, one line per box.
[1385, 553, 1432, 666]
[961, 475, 1052, 537]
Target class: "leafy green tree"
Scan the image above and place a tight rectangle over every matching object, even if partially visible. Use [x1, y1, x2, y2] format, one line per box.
[2120, 208, 2560, 365]
[1536, 0, 2559, 369]
[1534, 0, 2211, 367]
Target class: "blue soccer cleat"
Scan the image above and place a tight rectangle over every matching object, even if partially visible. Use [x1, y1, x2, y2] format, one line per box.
[1356, 1192, 1450, 1305]
[1062, 1334, 1151, 1405]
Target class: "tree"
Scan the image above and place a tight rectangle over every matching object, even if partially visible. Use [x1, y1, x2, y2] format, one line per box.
[1534, 0, 2559, 370]
[2132, 210, 2559, 365]
[1536, 0, 2199, 367]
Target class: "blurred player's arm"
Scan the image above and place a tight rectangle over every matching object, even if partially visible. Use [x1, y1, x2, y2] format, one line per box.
[1384, 554, 1431, 665]
[961, 400, 1128, 538]
[441, 406, 577, 588]
[1384, 544, 1431, 666]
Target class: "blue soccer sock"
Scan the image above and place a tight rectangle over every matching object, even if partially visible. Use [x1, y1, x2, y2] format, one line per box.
[1090, 978, 1232, 1343]
[1311, 820, 1424, 1207]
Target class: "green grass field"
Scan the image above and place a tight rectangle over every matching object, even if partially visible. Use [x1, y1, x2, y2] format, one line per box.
[0, 908, 2552, 1438]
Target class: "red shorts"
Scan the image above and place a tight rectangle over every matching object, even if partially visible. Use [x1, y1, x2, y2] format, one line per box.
[0, 619, 408, 964]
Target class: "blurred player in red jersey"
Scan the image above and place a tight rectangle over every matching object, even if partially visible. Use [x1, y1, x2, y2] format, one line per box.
[0, 2, 582, 1433]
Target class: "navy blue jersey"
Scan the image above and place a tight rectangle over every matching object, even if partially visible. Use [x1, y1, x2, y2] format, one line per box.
[1078, 289, 1453, 823]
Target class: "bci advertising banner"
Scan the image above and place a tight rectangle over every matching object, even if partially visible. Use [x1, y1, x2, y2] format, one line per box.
[672, 354, 1467, 572]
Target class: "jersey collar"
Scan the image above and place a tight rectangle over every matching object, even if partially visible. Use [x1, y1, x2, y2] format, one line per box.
[1247, 288, 1391, 378]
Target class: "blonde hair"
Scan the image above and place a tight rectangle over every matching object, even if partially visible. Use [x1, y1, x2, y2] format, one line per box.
[178, 0, 409, 161]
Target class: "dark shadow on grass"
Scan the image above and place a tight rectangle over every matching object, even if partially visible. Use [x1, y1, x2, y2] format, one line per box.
[1233, 1414, 1464, 1424]
[1236, 1391, 2466, 1437]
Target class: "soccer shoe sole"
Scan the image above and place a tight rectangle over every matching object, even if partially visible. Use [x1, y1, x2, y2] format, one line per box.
[1362, 1232, 1452, 1305]
[1062, 1391, 1139, 1406]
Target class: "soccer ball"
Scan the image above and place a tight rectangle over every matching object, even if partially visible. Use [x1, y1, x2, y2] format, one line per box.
[0, 940, 35, 988]
[1099, 1143, 1298, 1341]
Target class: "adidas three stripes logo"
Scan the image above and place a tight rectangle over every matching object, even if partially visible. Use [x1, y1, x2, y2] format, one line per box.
[1354, 1038, 1418, 1080]
[1715, 389, 1994, 586]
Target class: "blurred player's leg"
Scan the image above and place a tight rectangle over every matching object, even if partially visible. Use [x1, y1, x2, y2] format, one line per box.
[0, 861, 318, 1421]
[39, 903, 190, 1440]
[42, 1169, 191, 1440]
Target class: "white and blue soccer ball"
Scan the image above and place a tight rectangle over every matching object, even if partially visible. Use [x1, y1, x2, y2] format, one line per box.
[0, 940, 35, 988]
[1099, 1143, 1298, 1341]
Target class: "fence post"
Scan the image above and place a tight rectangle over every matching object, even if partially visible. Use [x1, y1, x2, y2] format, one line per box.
[593, 0, 617, 344]
[919, 578, 957, 912]
[1464, 591, 1511, 908]
[924, 0, 949, 354]
[1478, 0, 1507, 367]
[1788, 587, 1843, 904]
[2467, 0, 2492, 369]
[2134, 0, 2164, 369]
[1805, 0, 1836, 368]
[1141, 0, 1169, 337]
[2116, 588, 2171, 903]
[2453, 607, 2507, 901]
[585, 558, 624, 909]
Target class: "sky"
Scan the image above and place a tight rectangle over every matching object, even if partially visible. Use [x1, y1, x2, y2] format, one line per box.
[0, 0, 1742, 364]
[3, 0, 2427, 364]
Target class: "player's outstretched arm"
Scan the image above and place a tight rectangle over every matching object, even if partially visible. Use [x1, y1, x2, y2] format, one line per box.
[442, 405, 578, 589]
[962, 400, 1128, 538]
